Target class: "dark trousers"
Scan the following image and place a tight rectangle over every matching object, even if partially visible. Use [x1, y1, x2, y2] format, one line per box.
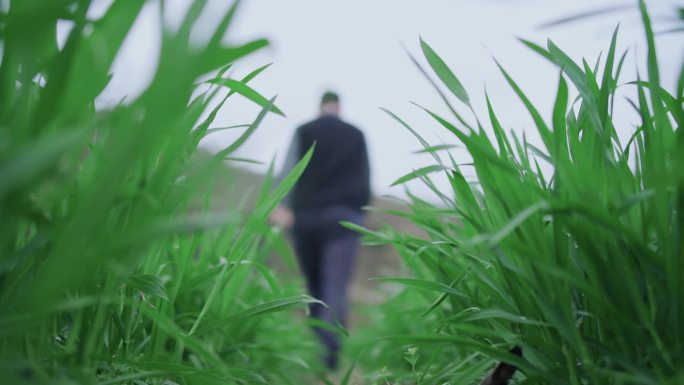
[293, 206, 363, 369]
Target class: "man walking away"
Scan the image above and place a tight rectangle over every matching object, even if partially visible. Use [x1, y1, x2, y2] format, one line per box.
[271, 91, 371, 369]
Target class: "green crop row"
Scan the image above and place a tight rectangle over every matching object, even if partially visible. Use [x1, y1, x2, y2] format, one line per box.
[0, 1, 324, 384]
[347, 2, 683, 384]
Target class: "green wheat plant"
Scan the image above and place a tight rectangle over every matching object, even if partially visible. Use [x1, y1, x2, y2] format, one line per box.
[0, 1, 323, 384]
[350, 2, 683, 384]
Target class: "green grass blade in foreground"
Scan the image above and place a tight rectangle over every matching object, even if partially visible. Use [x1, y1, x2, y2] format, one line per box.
[405, 45, 474, 130]
[0, 129, 86, 196]
[194, 295, 322, 334]
[419, 37, 470, 106]
[371, 277, 469, 300]
[206, 77, 285, 116]
[217, 97, 280, 156]
[391, 165, 449, 186]
[494, 59, 553, 153]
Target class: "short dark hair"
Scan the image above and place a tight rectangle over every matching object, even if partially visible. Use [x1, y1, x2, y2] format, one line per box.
[321, 91, 339, 105]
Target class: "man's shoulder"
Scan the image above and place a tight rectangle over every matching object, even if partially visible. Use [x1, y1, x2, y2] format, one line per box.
[341, 119, 362, 131]
[298, 116, 364, 139]
[342, 121, 365, 142]
[296, 117, 327, 133]
[332, 117, 364, 138]
[296, 120, 315, 132]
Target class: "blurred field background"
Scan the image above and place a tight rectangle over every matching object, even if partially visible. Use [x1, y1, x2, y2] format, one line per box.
[1, 0, 683, 384]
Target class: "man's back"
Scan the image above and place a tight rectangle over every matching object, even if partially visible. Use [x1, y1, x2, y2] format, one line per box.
[292, 115, 370, 211]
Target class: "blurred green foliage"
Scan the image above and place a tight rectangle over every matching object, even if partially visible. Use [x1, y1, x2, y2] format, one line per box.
[0, 1, 323, 384]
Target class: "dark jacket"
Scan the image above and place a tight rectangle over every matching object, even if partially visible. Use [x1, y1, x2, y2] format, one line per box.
[282, 115, 370, 211]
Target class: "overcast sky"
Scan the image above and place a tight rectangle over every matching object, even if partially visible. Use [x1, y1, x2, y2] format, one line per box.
[93, 0, 684, 201]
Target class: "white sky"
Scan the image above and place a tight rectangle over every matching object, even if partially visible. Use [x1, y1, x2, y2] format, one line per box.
[94, 0, 684, 201]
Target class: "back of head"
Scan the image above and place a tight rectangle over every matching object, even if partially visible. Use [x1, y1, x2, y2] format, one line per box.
[320, 91, 340, 116]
